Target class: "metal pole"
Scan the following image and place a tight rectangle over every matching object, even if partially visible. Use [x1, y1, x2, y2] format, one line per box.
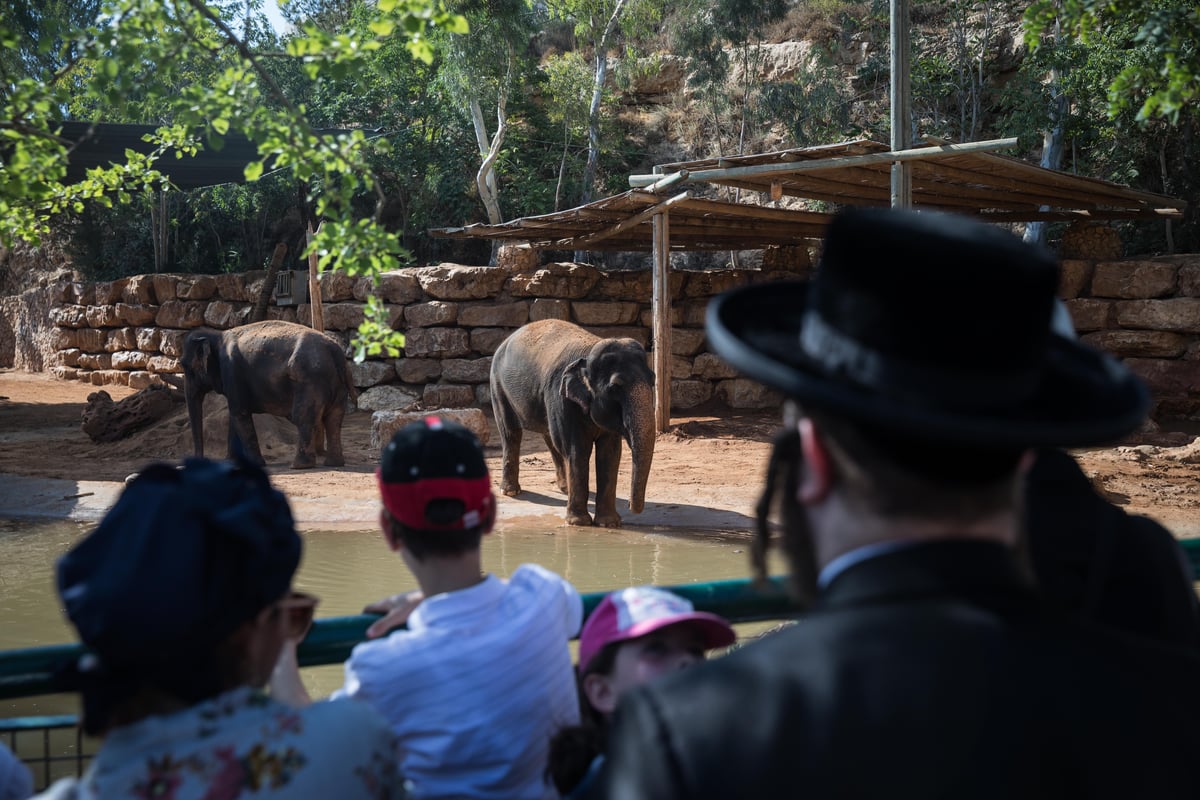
[890, 0, 912, 208]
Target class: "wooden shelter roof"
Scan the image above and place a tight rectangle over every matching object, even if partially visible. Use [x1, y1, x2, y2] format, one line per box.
[644, 137, 1186, 224]
[430, 138, 1185, 252]
[431, 190, 834, 252]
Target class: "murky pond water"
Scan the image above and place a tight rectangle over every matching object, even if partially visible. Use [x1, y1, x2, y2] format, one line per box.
[1, 517, 784, 718]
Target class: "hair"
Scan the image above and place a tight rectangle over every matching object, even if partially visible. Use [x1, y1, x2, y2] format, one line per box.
[753, 423, 819, 607]
[752, 402, 1027, 605]
[545, 641, 621, 795]
[385, 500, 488, 560]
[804, 409, 1025, 521]
[73, 611, 276, 737]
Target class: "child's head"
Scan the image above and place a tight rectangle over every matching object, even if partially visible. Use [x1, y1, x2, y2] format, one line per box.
[577, 586, 736, 717]
[376, 416, 496, 559]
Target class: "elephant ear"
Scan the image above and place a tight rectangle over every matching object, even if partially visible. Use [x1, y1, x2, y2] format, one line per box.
[187, 334, 212, 377]
[561, 357, 593, 415]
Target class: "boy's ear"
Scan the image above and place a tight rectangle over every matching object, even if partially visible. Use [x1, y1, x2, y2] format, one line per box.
[380, 508, 402, 552]
[797, 417, 833, 505]
[582, 672, 618, 716]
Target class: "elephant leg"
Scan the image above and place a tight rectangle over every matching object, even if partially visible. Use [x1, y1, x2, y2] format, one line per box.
[563, 441, 594, 527]
[314, 417, 327, 457]
[230, 412, 265, 465]
[543, 433, 568, 495]
[491, 388, 523, 497]
[592, 434, 623, 528]
[321, 402, 346, 467]
[290, 398, 319, 470]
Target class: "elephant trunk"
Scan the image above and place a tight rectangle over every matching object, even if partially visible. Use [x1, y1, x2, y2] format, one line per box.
[186, 383, 208, 457]
[625, 382, 656, 514]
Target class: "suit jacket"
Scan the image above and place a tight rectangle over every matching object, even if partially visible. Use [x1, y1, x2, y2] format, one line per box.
[1025, 447, 1200, 649]
[592, 541, 1200, 799]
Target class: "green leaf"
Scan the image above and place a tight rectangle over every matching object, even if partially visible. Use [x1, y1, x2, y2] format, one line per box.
[244, 161, 264, 181]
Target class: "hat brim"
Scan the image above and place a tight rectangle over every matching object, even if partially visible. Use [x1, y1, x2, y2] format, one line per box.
[706, 282, 1149, 448]
[619, 611, 738, 653]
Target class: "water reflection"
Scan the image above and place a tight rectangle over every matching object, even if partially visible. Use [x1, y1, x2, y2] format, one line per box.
[1, 518, 783, 713]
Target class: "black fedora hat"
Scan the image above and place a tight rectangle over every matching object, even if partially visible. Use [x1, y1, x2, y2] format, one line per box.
[706, 207, 1149, 447]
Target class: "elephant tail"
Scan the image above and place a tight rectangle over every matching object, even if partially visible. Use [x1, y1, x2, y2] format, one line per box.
[342, 358, 358, 408]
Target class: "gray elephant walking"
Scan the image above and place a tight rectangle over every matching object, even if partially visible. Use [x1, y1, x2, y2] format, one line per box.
[182, 320, 355, 469]
[490, 319, 656, 527]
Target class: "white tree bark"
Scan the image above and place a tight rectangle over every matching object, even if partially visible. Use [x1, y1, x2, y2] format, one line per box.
[580, 0, 627, 206]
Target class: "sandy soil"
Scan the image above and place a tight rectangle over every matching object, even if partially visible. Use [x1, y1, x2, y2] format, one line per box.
[0, 370, 775, 533]
[2, 369, 1199, 538]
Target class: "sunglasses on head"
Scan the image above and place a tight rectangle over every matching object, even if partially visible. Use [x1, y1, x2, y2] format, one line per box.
[279, 590, 319, 642]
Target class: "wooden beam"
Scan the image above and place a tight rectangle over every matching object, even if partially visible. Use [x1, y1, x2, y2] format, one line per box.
[570, 192, 691, 248]
[652, 212, 672, 433]
[306, 222, 325, 333]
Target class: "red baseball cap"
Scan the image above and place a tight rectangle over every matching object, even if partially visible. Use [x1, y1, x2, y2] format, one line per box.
[376, 416, 495, 531]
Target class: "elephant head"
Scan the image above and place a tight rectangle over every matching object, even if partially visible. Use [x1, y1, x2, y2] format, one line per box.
[180, 328, 225, 458]
[562, 337, 656, 514]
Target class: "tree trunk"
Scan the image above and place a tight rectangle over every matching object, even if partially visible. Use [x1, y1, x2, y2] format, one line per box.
[251, 241, 288, 323]
[1025, 19, 1067, 245]
[579, 0, 627, 209]
[81, 385, 184, 443]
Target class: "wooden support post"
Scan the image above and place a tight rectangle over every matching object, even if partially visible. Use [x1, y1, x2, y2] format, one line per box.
[306, 222, 325, 332]
[890, 0, 912, 208]
[651, 211, 672, 433]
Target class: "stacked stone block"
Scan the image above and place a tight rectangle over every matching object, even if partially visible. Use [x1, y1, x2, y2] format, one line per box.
[39, 252, 1200, 422]
[47, 261, 801, 412]
[1060, 255, 1200, 420]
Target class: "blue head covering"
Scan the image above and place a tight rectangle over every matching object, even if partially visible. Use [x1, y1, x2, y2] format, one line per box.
[56, 454, 301, 667]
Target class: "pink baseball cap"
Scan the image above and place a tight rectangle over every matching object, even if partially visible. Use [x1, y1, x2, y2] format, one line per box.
[578, 586, 737, 674]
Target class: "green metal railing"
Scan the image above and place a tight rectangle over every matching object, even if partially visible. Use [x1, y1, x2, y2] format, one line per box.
[0, 577, 799, 702]
[0, 576, 800, 789]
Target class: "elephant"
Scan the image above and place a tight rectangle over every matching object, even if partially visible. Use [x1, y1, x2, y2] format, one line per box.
[490, 319, 656, 527]
[181, 319, 355, 469]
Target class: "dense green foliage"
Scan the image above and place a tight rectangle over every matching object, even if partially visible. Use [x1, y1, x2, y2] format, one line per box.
[1, 0, 1197, 333]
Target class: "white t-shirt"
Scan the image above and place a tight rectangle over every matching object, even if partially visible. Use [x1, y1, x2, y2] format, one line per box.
[335, 563, 583, 800]
[33, 687, 405, 800]
[0, 741, 33, 800]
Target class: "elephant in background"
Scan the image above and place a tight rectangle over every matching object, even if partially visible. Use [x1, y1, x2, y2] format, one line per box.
[490, 319, 656, 527]
[182, 320, 356, 469]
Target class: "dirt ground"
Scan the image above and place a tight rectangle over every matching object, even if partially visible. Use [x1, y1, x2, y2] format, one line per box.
[2, 369, 1199, 538]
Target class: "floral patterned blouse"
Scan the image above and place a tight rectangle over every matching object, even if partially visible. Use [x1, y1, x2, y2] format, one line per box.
[35, 687, 407, 800]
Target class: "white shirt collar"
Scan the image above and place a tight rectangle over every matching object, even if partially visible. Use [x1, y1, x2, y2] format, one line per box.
[817, 540, 924, 591]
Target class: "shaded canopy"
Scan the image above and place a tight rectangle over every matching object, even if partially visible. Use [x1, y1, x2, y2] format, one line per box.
[56, 122, 366, 189]
[646, 138, 1185, 223]
[431, 138, 1186, 253]
[58, 122, 262, 189]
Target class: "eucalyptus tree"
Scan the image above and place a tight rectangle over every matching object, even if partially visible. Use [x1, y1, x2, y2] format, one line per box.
[1003, 14, 1198, 252]
[544, 0, 661, 205]
[0, 0, 466, 358]
[541, 50, 592, 210]
[1024, 0, 1199, 123]
[435, 0, 537, 261]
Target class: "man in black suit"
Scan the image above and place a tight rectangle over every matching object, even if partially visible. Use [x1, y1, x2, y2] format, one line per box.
[590, 207, 1200, 799]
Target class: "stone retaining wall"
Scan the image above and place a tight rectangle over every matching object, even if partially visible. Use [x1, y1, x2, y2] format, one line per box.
[45, 261, 803, 412]
[1061, 254, 1200, 421]
[39, 252, 1200, 423]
